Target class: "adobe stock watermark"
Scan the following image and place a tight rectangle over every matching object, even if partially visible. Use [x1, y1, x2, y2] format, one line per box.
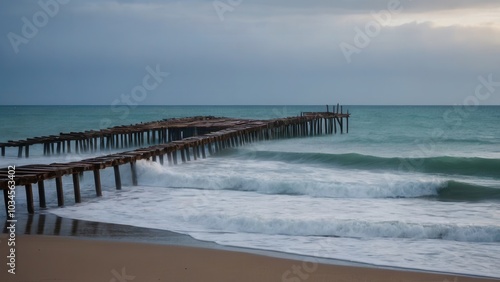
[281, 258, 318, 282]
[109, 267, 135, 282]
[281, 237, 338, 282]
[99, 64, 169, 129]
[443, 74, 500, 127]
[339, 0, 405, 64]
[7, 0, 70, 54]
[213, 0, 243, 21]
[394, 73, 499, 176]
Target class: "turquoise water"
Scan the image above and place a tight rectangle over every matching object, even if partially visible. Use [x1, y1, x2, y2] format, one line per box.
[1, 105, 500, 277]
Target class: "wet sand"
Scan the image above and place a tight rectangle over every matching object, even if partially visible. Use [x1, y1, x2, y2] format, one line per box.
[1, 214, 499, 282]
[2, 234, 499, 282]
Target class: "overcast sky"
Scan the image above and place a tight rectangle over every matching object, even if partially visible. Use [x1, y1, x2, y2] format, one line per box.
[1, 0, 499, 105]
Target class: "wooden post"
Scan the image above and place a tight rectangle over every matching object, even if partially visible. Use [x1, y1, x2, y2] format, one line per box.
[181, 148, 187, 163]
[346, 117, 349, 133]
[173, 150, 178, 165]
[25, 145, 29, 158]
[93, 169, 102, 197]
[201, 143, 206, 159]
[113, 165, 122, 190]
[72, 173, 81, 203]
[159, 154, 164, 165]
[57, 142, 61, 154]
[186, 147, 191, 161]
[38, 180, 46, 208]
[216, 138, 222, 152]
[192, 146, 197, 160]
[125, 133, 129, 147]
[1, 146, 5, 157]
[25, 184, 34, 214]
[167, 151, 173, 165]
[208, 142, 213, 155]
[18, 146, 23, 158]
[130, 162, 138, 186]
[196, 143, 202, 158]
[55, 176, 64, 207]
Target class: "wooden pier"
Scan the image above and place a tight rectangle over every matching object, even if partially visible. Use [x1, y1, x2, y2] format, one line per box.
[0, 116, 238, 158]
[0, 110, 350, 215]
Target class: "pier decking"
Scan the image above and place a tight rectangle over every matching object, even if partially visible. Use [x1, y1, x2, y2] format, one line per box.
[1, 110, 350, 215]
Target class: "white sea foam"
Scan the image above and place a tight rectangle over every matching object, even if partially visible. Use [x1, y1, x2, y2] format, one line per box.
[133, 159, 446, 199]
[49, 183, 500, 277]
[3, 106, 500, 278]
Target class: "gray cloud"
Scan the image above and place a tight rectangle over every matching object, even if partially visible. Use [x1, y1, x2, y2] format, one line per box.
[1, 0, 499, 105]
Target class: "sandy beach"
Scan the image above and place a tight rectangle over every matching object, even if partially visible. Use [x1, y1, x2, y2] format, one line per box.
[0, 234, 497, 282]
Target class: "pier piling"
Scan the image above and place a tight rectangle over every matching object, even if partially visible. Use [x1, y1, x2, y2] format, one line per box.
[38, 180, 46, 208]
[130, 162, 138, 186]
[55, 177, 64, 207]
[72, 174, 81, 203]
[93, 169, 102, 197]
[113, 165, 122, 190]
[25, 184, 34, 214]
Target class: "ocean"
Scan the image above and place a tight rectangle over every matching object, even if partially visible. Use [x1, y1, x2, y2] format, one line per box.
[1, 105, 500, 278]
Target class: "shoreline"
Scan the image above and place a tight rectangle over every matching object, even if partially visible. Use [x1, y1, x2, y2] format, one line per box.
[2, 214, 500, 281]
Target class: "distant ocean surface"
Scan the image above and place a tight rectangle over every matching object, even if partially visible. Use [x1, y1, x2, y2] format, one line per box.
[1, 105, 500, 277]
